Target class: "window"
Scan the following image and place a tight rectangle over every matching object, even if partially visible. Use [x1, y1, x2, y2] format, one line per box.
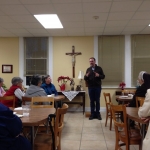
[131, 35, 150, 86]
[24, 37, 48, 85]
[98, 35, 125, 86]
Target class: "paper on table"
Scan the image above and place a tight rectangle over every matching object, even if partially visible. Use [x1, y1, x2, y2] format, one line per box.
[16, 114, 23, 118]
[14, 107, 22, 110]
[119, 96, 128, 98]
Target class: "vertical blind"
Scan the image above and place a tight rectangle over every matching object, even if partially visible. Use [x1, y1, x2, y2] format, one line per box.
[131, 35, 150, 86]
[24, 37, 48, 76]
[98, 35, 125, 86]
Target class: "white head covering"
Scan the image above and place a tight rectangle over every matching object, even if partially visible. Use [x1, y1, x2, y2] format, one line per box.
[138, 71, 146, 81]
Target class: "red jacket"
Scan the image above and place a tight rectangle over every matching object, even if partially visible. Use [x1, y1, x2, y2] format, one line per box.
[1, 85, 20, 107]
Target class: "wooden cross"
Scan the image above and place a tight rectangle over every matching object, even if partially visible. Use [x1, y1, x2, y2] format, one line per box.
[66, 46, 82, 78]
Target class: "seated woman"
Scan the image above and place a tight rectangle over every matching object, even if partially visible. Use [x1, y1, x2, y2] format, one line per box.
[0, 103, 31, 150]
[0, 77, 6, 97]
[2, 77, 25, 107]
[138, 89, 150, 150]
[25, 74, 47, 97]
[128, 71, 150, 107]
[41, 75, 58, 96]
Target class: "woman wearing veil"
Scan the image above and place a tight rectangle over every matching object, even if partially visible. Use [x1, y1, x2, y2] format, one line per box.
[128, 71, 150, 107]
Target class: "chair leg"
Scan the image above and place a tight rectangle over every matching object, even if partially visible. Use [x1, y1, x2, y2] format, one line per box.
[109, 116, 112, 130]
[105, 114, 108, 127]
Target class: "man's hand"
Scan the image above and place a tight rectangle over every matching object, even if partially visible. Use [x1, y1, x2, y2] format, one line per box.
[94, 72, 99, 77]
[86, 72, 90, 77]
[141, 116, 150, 122]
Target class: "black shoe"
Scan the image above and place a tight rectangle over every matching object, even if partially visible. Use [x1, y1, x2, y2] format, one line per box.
[97, 114, 102, 120]
[89, 115, 94, 120]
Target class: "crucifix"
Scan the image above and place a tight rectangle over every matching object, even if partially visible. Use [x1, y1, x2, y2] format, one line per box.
[66, 46, 82, 78]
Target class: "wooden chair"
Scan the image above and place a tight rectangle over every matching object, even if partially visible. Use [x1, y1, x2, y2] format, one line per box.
[34, 103, 69, 150]
[135, 97, 145, 129]
[0, 95, 16, 108]
[111, 103, 142, 150]
[103, 92, 112, 130]
[136, 97, 145, 108]
[31, 97, 54, 108]
[22, 96, 32, 105]
[31, 96, 54, 132]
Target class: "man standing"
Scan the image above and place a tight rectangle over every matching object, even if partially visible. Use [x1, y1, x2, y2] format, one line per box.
[84, 57, 105, 120]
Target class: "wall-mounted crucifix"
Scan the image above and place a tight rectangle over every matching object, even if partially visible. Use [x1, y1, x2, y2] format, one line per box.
[66, 46, 82, 78]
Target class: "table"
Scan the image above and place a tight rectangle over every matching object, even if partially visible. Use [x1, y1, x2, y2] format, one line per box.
[54, 95, 65, 102]
[116, 96, 133, 104]
[15, 108, 56, 150]
[58, 91, 86, 114]
[126, 107, 147, 140]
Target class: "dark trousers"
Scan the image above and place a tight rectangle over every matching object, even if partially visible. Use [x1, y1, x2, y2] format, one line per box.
[88, 87, 101, 115]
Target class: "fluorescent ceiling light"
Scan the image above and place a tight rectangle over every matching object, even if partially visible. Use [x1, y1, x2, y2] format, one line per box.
[34, 14, 63, 29]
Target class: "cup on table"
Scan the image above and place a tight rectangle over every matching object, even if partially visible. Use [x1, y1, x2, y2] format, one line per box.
[128, 94, 133, 98]
[22, 104, 30, 116]
[51, 94, 55, 97]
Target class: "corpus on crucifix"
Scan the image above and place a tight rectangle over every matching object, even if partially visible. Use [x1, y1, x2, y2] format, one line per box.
[66, 46, 82, 78]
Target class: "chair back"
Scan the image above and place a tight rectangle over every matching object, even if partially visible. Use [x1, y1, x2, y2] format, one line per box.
[111, 104, 129, 148]
[111, 103, 142, 150]
[103, 92, 111, 112]
[0, 95, 16, 108]
[31, 97, 54, 108]
[22, 96, 32, 105]
[123, 90, 136, 95]
[136, 97, 145, 108]
[54, 103, 68, 149]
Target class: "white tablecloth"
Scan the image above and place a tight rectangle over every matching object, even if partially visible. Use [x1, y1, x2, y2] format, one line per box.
[62, 91, 79, 101]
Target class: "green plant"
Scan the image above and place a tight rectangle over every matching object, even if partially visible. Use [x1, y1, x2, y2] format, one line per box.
[2, 84, 7, 91]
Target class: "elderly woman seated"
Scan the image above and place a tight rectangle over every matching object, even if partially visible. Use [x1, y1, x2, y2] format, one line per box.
[25, 74, 47, 97]
[0, 103, 31, 150]
[2, 77, 25, 107]
[0, 77, 6, 97]
[127, 71, 150, 107]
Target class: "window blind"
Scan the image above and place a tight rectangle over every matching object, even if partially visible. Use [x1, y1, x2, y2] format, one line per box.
[131, 35, 150, 86]
[24, 37, 48, 76]
[98, 35, 125, 86]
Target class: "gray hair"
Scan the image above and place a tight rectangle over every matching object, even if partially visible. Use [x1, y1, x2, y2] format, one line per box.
[11, 77, 23, 85]
[0, 78, 4, 83]
[138, 71, 146, 81]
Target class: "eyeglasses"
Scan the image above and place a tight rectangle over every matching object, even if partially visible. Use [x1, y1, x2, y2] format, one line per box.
[89, 61, 94, 62]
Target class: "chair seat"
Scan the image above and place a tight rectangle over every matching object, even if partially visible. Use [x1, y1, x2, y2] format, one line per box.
[34, 133, 52, 150]
[34, 133, 59, 149]
[119, 129, 141, 141]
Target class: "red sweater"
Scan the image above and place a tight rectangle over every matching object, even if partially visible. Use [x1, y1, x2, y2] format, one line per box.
[1, 85, 20, 107]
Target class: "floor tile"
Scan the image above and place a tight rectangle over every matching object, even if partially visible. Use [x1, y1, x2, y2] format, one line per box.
[80, 140, 107, 150]
[61, 140, 80, 150]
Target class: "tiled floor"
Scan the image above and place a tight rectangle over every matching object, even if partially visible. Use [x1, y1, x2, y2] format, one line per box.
[61, 111, 139, 150]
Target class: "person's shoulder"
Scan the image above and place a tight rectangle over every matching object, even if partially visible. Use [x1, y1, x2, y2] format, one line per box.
[41, 83, 46, 87]
[147, 89, 150, 94]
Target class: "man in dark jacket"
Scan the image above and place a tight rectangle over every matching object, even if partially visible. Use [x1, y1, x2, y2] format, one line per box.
[84, 57, 105, 120]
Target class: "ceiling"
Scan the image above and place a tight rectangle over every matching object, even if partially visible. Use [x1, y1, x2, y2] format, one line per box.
[0, 0, 150, 37]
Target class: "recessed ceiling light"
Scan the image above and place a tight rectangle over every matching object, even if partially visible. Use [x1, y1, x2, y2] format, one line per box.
[149, 24, 150, 26]
[34, 14, 63, 29]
